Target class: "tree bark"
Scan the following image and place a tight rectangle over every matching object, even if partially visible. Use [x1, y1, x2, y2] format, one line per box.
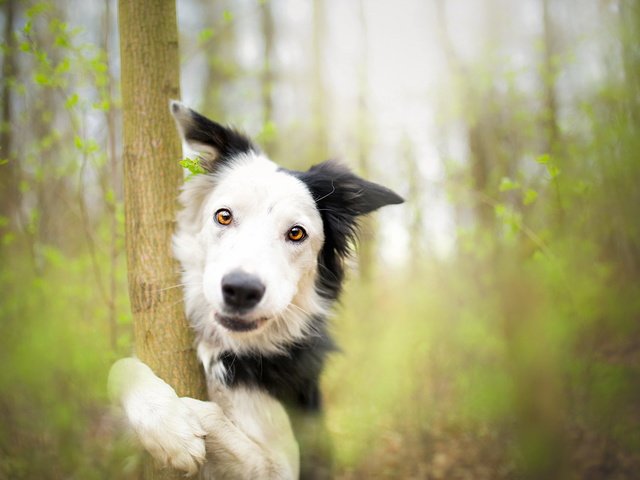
[541, 0, 564, 225]
[0, 0, 18, 235]
[118, 0, 207, 477]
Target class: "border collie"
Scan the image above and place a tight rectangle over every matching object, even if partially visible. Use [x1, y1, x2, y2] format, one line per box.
[109, 102, 403, 479]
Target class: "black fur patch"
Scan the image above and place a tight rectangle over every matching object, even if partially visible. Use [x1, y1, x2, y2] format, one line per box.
[291, 161, 404, 300]
[217, 318, 335, 411]
[174, 103, 256, 173]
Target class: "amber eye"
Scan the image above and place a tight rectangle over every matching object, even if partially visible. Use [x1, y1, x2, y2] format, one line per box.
[215, 208, 233, 226]
[287, 226, 307, 242]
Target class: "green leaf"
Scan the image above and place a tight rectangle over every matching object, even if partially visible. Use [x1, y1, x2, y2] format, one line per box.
[85, 139, 99, 154]
[54, 35, 70, 48]
[223, 10, 234, 23]
[179, 157, 206, 175]
[34, 73, 50, 86]
[523, 189, 538, 206]
[546, 164, 561, 179]
[198, 28, 214, 42]
[105, 188, 115, 204]
[55, 58, 71, 75]
[2, 232, 15, 246]
[257, 120, 278, 144]
[536, 153, 551, 164]
[93, 100, 110, 111]
[65, 93, 79, 109]
[499, 177, 520, 192]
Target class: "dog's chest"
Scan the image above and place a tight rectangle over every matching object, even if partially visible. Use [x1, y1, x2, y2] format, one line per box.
[196, 338, 330, 411]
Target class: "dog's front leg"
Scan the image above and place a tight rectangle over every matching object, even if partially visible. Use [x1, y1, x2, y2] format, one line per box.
[109, 358, 298, 479]
[108, 357, 208, 475]
[182, 391, 300, 480]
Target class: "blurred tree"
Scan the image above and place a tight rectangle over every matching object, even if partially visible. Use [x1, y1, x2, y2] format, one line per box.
[402, 136, 424, 264]
[259, 0, 276, 156]
[200, 0, 238, 120]
[434, 0, 495, 233]
[118, 0, 207, 478]
[102, 0, 121, 351]
[620, 0, 640, 127]
[0, 0, 18, 239]
[541, 0, 565, 224]
[355, 0, 376, 282]
[29, 3, 69, 252]
[311, 0, 329, 162]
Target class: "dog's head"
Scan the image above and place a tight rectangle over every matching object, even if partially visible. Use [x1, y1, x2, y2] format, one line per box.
[170, 102, 403, 354]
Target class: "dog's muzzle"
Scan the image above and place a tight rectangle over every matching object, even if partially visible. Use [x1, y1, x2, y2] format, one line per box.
[216, 270, 267, 332]
[221, 270, 265, 311]
[215, 313, 269, 332]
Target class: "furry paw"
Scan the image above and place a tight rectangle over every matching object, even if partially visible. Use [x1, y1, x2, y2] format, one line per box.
[130, 394, 206, 475]
[109, 358, 207, 476]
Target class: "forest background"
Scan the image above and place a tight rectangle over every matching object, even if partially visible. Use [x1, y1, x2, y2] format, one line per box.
[1, 0, 639, 478]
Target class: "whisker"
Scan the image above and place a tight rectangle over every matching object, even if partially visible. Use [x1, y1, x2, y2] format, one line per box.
[287, 303, 312, 317]
[154, 282, 202, 294]
[314, 181, 336, 203]
[155, 283, 191, 292]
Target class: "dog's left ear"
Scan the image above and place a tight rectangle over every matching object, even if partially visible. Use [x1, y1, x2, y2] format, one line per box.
[348, 175, 405, 215]
[299, 160, 404, 215]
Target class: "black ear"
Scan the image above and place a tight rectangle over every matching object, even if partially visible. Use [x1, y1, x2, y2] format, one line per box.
[294, 160, 403, 300]
[169, 100, 256, 172]
[298, 160, 404, 216]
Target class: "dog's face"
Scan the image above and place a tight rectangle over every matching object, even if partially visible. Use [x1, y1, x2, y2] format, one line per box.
[170, 102, 403, 354]
[199, 156, 325, 334]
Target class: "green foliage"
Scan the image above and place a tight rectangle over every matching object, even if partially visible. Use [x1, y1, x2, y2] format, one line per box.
[2, 0, 640, 478]
[256, 120, 278, 146]
[0, 236, 133, 478]
[179, 156, 206, 176]
[0, 3, 128, 475]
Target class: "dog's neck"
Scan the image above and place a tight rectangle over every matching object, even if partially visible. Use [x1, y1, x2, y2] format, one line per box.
[196, 315, 334, 411]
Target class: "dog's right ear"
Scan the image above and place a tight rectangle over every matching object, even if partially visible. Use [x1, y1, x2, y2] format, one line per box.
[169, 100, 255, 172]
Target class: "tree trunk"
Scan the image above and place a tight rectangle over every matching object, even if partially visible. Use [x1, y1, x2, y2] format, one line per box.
[311, 0, 329, 162]
[103, 0, 121, 352]
[541, 0, 564, 225]
[0, 0, 18, 236]
[118, 0, 207, 477]
[355, 0, 376, 282]
[620, 0, 640, 126]
[201, 0, 236, 120]
[260, 0, 276, 156]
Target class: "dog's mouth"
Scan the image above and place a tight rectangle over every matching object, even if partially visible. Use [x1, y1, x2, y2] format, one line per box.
[215, 313, 269, 332]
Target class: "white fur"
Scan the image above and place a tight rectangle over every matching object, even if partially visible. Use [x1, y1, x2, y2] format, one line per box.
[108, 358, 207, 475]
[174, 152, 330, 355]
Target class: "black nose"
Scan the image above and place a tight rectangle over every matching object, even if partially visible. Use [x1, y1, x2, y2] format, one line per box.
[221, 271, 265, 311]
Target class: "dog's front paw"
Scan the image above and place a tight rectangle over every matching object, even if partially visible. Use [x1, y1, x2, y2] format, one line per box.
[130, 394, 207, 475]
[109, 358, 207, 476]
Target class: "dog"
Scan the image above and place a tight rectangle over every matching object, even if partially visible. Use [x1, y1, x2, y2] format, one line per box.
[109, 101, 403, 479]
